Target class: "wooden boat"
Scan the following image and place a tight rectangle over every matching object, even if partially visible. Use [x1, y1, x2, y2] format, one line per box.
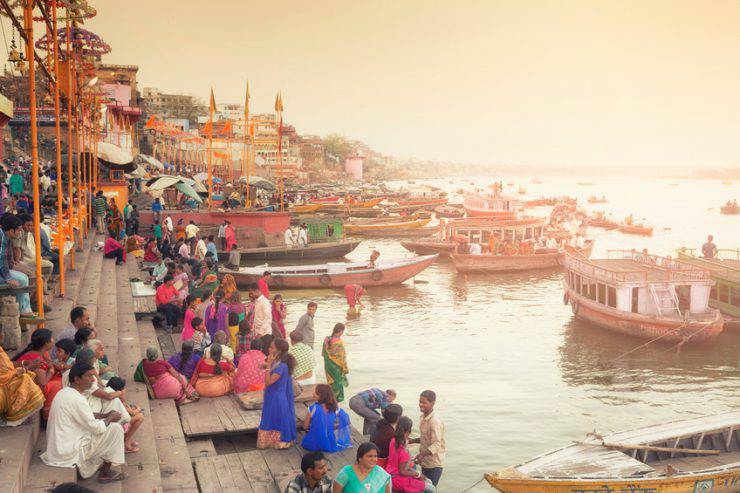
[400, 239, 455, 256]
[486, 411, 740, 493]
[619, 223, 654, 236]
[354, 226, 437, 239]
[676, 248, 740, 323]
[225, 254, 438, 289]
[563, 250, 724, 342]
[311, 196, 341, 203]
[589, 218, 619, 229]
[452, 241, 594, 273]
[587, 196, 607, 204]
[396, 197, 448, 207]
[464, 192, 523, 218]
[577, 182, 596, 185]
[720, 203, 739, 215]
[434, 205, 465, 218]
[345, 218, 431, 234]
[290, 204, 322, 213]
[216, 240, 361, 263]
[346, 214, 418, 225]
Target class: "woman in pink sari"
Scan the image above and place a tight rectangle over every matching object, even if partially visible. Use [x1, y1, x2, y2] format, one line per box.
[181, 295, 197, 341]
[233, 338, 267, 393]
[141, 346, 198, 404]
[271, 294, 287, 339]
[224, 221, 237, 251]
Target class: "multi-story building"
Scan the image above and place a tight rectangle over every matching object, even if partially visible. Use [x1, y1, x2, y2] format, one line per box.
[141, 87, 206, 124]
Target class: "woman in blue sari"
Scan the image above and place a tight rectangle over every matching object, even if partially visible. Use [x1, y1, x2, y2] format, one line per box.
[256, 338, 297, 449]
[301, 384, 351, 453]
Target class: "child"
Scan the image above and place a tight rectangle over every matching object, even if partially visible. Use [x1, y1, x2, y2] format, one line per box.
[227, 312, 240, 355]
[191, 316, 211, 353]
[410, 390, 445, 487]
[105, 377, 145, 454]
[153, 220, 162, 248]
[235, 319, 252, 361]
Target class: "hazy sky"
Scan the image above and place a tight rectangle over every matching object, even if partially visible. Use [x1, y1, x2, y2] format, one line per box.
[82, 0, 740, 167]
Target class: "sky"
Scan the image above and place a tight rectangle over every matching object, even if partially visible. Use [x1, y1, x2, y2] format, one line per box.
[80, 0, 740, 168]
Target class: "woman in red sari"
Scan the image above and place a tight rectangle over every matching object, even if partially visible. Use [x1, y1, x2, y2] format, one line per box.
[189, 343, 235, 397]
[12, 329, 59, 418]
[271, 294, 287, 339]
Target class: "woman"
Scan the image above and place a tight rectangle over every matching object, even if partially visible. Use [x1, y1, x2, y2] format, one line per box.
[167, 340, 201, 381]
[191, 263, 219, 300]
[271, 294, 287, 339]
[204, 294, 229, 341]
[334, 442, 392, 493]
[217, 273, 238, 302]
[227, 312, 240, 354]
[13, 329, 55, 390]
[143, 238, 159, 263]
[73, 327, 94, 355]
[322, 323, 349, 402]
[224, 221, 237, 252]
[107, 200, 124, 239]
[233, 338, 266, 393]
[0, 328, 44, 426]
[226, 291, 246, 324]
[344, 284, 366, 317]
[159, 236, 172, 260]
[189, 343, 234, 397]
[385, 417, 435, 492]
[302, 384, 351, 453]
[175, 218, 186, 242]
[256, 338, 296, 449]
[235, 319, 254, 360]
[142, 346, 198, 404]
[181, 295, 198, 342]
[173, 263, 190, 301]
[87, 339, 117, 383]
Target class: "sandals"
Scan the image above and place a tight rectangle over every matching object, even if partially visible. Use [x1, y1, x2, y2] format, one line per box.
[98, 471, 126, 483]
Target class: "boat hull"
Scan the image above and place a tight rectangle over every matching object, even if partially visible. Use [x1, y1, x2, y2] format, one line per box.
[397, 198, 447, 207]
[217, 240, 361, 262]
[619, 225, 654, 235]
[564, 287, 724, 342]
[228, 255, 438, 289]
[464, 207, 518, 219]
[487, 470, 740, 493]
[400, 240, 455, 256]
[452, 243, 594, 273]
[345, 218, 431, 234]
[720, 205, 739, 215]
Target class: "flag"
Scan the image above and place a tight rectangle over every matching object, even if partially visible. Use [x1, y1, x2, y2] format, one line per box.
[244, 81, 250, 117]
[274, 91, 283, 112]
[209, 88, 216, 118]
[145, 115, 156, 128]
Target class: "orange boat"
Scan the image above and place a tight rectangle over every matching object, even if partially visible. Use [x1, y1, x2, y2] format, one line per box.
[451, 241, 594, 273]
[396, 197, 448, 207]
[290, 204, 322, 213]
[618, 223, 653, 236]
[562, 250, 724, 342]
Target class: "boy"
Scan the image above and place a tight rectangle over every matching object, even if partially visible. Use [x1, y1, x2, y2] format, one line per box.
[411, 390, 446, 487]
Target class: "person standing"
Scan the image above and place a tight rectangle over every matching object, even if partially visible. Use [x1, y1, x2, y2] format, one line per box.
[297, 223, 309, 247]
[258, 271, 271, 298]
[206, 235, 218, 259]
[349, 388, 397, 435]
[286, 451, 332, 493]
[151, 197, 163, 223]
[322, 323, 349, 402]
[257, 339, 296, 449]
[93, 191, 108, 234]
[163, 215, 173, 244]
[249, 283, 272, 337]
[9, 168, 24, 196]
[218, 220, 227, 250]
[284, 227, 295, 247]
[185, 220, 200, 253]
[41, 362, 126, 483]
[123, 199, 133, 235]
[295, 302, 317, 349]
[702, 235, 718, 259]
[409, 390, 445, 487]
[194, 235, 208, 261]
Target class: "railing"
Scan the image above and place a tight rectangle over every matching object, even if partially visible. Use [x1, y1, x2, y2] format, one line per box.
[677, 247, 740, 261]
[565, 250, 712, 283]
[607, 250, 710, 280]
[564, 253, 648, 283]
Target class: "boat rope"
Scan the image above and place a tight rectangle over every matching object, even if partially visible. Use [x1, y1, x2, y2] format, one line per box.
[660, 320, 715, 353]
[457, 477, 485, 493]
[610, 322, 687, 362]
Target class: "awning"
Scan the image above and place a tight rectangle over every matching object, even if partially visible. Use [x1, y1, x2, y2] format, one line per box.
[97, 142, 133, 165]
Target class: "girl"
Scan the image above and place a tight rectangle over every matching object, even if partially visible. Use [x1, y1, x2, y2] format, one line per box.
[385, 416, 435, 492]
[181, 295, 198, 341]
[301, 384, 351, 453]
[271, 294, 287, 339]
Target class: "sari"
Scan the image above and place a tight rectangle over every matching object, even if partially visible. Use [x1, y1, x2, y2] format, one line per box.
[271, 302, 286, 339]
[322, 336, 349, 402]
[233, 350, 266, 393]
[257, 362, 296, 448]
[218, 274, 237, 301]
[15, 352, 60, 419]
[167, 352, 201, 381]
[335, 465, 391, 493]
[191, 272, 219, 299]
[107, 204, 123, 239]
[143, 242, 159, 263]
[181, 308, 196, 341]
[301, 403, 352, 452]
[224, 225, 237, 251]
[175, 225, 186, 241]
[204, 301, 229, 340]
[189, 358, 234, 397]
[142, 359, 195, 404]
[0, 347, 44, 426]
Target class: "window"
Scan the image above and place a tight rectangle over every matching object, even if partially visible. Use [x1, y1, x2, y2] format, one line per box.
[718, 283, 730, 304]
[631, 287, 639, 313]
[597, 283, 606, 304]
[731, 286, 740, 307]
[575, 275, 582, 295]
[607, 286, 617, 308]
[710, 285, 717, 300]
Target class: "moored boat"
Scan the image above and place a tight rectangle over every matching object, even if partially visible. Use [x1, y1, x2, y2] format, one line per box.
[563, 250, 724, 342]
[225, 254, 438, 288]
[676, 247, 740, 325]
[590, 218, 619, 229]
[464, 192, 523, 218]
[345, 218, 431, 235]
[434, 205, 465, 218]
[396, 197, 448, 207]
[619, 223, 654, 236]
[486, 412, 740, 493]
[452, 241, 594, 273]
[216, 239, 361, 263]
[290, 204, 322, 213]
[587, 195, 607, 203]
[719, 202, 738, 215]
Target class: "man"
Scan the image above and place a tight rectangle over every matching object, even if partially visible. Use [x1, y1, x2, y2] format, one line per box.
[468, 242, 482, 255]
[39, 214, 59, 275]
[40, 171, 51, 194]
[194, 235, 208, 261]
[297, 223, 308, 247]
[54, 306, 93, 357]
[702, 235, 717, 259]
[42, 362, 126, 483]
[349, 388, 397, 434]
[163, 215, 173, 243]
[151, 256, 168, 284]
[151, 197, 163, 222]
[285, 451, 332, 493]
[155, 274, 181, 332]
[218, 220, 227, 250]
[206, 235, 218, 259]
[123, 199, 133, 235]
[18, 213, 54, 278]
[178, 239, 190, 259]
[370, 403, 404, 459]
[248, 282, 272, 336]
[409, 390, 445, 487]
[258, 271, 271, 298]
[295, 302, 317, 349]
[284, 227, 295, 247]
[93, 191, 108, 234]
[289, 330, 316, 385]
[0, 214, 33, 316]
[185, 220, 200, 253]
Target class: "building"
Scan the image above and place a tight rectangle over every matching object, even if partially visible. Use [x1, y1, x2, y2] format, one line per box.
[95, 64, 142, 154]
[95, 63, 140, 107]
[141, 87, 206, 124]
[345, 157, 363, 181]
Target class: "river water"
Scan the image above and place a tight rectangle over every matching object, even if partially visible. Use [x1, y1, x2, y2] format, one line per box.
[245, 175, 739, 492]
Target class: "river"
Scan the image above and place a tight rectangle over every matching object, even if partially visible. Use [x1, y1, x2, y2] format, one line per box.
[245, 175, 740, 491]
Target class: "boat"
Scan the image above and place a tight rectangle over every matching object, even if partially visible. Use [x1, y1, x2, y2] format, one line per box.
[216, 240, 361, 263]
[720, 202, 739, 215]
[577, 182, 596, 185]
[464, 192, 523, 218]
[676, 248, 740, 324]
[619, 223, 654, 236]
[587, 196, 607, 204]
[311, 196, 341, 203]
[401, 216, 551, 257]
[434, 205, 465, 218]
[517, 187, 526, 195]
[589, 217, 619, 229]
[486, 411, 740, 493]
[225, 254, 438, 289]
[344, 218, 431, 235]
[451, 241, 594, 273]
[290, 204, 322, 214]
[346, 214, 418, 225]
[396, 197, 448, 207]
[562, 250, 724, 342]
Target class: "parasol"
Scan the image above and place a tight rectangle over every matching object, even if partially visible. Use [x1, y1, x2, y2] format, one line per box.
[238, 175, 275, 191]
[193, 172, 222, 184]
[97, 142, 133, 165]
[176, 182, 203, 203]
[138, 154, 164, 170]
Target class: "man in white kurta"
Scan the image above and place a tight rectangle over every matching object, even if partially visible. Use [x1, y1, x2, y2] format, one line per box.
[42, 364, 126, 481]
[249, 285, 273, 336]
